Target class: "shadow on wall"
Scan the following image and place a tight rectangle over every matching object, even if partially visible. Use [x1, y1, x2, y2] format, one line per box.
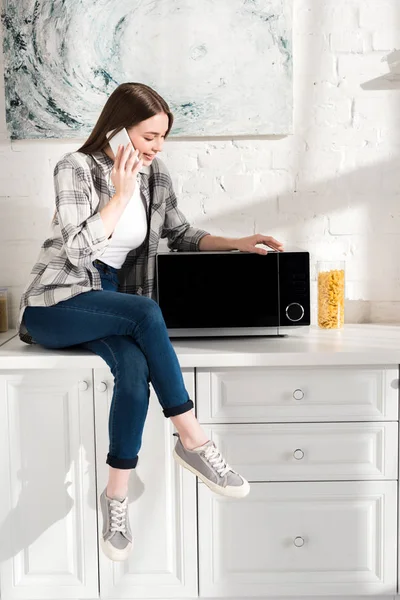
[362, 49, 400, 90]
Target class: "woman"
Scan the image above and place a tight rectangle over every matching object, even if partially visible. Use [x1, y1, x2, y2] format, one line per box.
[18, 82, 284, 562]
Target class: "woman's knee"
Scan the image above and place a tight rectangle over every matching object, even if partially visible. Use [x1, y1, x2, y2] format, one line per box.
[135, 297, 165, 328]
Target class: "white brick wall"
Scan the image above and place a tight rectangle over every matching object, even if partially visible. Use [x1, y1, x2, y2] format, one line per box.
[1, 0, 400, 327]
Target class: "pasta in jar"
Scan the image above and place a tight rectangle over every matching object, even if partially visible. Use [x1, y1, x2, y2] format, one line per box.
[317, 263, 345, 329]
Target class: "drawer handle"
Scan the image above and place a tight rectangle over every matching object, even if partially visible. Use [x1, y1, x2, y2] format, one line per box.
[293, 389, 304, 400]
[293, 536, 305, 547]
[97, 381, 108, 392]
[78, 381, 89, 391]
[293, 449, 304, 460]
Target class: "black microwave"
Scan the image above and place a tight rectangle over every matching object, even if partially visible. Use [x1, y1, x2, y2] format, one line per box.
[156, 250, 310, 337]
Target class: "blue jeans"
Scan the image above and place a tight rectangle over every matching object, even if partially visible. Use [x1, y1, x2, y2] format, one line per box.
[23, 259, 193, 469]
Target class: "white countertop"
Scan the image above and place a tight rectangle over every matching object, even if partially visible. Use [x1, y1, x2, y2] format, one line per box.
[1, 325, 400, 369]
[0, 330, 17, 347]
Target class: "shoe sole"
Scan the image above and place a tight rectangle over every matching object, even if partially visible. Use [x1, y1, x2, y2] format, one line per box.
[173, 449, 250, 498]
[100, 535, 133, 561]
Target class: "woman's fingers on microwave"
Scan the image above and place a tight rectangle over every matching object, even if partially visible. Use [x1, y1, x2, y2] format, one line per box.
[256, 234, 284, 251]
[253, 246, 269, 255]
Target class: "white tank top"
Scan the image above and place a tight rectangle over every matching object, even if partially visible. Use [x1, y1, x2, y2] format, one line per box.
[100, 179, 148, 269]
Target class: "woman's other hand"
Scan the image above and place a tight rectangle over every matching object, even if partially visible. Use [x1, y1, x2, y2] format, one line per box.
[111, 144, 143, 204]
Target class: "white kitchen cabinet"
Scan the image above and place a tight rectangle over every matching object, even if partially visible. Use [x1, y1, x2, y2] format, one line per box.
[198, 480, 398, 597]
[0, 369, 98, 600]
[0, 367, 198, 600]
[93, 368, 198, 599]
[196, 363, 399, 598]
[1, 326, 400, 600]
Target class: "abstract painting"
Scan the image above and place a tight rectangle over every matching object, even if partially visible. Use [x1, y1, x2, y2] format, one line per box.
[1, 0, 293, 139]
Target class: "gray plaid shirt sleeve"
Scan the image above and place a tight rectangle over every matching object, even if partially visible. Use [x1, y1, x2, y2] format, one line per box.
[160, 170, 209, 252]
[54, 158, 110, 267]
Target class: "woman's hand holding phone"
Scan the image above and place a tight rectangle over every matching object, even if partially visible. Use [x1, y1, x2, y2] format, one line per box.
[111, 144, 143, 205]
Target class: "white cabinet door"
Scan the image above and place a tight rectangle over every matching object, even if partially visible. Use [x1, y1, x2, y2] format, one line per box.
[94, 368, 197, 598]
[198, 481, 397, 597]
[0, 370, 99, 600]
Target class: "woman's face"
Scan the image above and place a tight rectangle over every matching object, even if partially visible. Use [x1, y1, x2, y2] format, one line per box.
[127, 112, 169, 166]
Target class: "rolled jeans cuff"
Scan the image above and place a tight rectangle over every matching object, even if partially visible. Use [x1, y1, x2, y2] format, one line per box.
[106, 453, 139, 469]
[163, 399, 194, 418]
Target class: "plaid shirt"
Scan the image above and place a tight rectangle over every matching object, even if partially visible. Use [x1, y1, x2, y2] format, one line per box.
[18, 150, 209, 345]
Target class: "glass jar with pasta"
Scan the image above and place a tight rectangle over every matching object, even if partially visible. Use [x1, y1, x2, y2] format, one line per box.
[317, 261, 345, 329]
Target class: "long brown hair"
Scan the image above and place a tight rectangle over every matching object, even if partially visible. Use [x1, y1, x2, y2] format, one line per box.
[77, 82, 174, 155]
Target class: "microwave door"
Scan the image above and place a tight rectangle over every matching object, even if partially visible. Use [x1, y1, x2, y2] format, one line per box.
[157, 252, 280, 335]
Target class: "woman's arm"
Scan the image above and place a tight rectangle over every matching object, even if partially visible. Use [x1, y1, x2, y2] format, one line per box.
[54, 157, 111, 267]
[99, 195, 127, 239]
[199, 234, 284, 254]
[159, 159, 283, 254]
[100, 144, 144, 238]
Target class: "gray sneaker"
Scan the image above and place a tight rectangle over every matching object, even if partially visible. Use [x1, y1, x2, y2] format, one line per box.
[99, 488, 133, 561]
[173, 433, 250, 498]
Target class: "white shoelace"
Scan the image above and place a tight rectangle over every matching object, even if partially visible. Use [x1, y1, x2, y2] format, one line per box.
[109, 499, 128, 533]
[203, 444, 232, 477]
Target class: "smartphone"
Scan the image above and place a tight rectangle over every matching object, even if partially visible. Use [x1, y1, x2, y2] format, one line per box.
[107, 128, 139, 163]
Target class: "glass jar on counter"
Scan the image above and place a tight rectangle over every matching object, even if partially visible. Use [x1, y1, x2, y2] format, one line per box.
[317, 261, 345, 329]
[0, 288, 8, 333]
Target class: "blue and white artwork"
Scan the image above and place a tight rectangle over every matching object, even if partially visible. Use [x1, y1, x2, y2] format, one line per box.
[1, 0, 293, 140]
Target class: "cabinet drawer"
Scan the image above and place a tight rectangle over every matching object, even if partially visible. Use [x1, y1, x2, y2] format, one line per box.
[198, 481, 397, 597]
[196, 366, 399, 422]
[203, 422, 398, 481]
